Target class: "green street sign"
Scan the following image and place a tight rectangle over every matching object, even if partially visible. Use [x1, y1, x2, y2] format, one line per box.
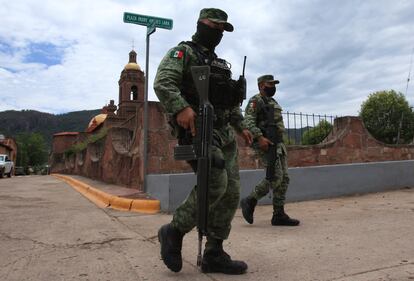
[123, 12, 173, 30]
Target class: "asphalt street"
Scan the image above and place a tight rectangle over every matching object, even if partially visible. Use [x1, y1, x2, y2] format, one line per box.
[0, 175, 413, 281]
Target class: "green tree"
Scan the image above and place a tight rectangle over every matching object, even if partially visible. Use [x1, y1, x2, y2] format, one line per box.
[302, 120, 333, 145]
[16, 134, 29, 167]
[359, 90, 414, 144]
[16, 133, 48, 167]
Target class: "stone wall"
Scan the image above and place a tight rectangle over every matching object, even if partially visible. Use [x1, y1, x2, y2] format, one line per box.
[52, 132, 80, 154]
[51, 101, 414, 190]
[147, 115, 414, 173]
[286, 116, 414, 167]
[51, 127, 141, 188]
[147, 103, 192, 174]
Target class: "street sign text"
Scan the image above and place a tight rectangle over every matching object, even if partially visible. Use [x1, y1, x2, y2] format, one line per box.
[123, 12, 173, 30]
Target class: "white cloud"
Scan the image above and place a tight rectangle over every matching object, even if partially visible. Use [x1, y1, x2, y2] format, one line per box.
[0, 0, 413, 116]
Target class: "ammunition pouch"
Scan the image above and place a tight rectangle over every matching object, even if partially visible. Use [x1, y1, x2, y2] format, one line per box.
[180, 41, 243, 110]
[209, 59, 241, 109]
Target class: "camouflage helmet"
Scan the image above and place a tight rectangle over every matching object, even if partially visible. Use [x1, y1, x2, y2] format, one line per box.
[257, 74, 280, 85]
[198, 8, 234, 32]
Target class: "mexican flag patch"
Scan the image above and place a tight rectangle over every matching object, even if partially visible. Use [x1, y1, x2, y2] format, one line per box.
[171, 50, 184, 59]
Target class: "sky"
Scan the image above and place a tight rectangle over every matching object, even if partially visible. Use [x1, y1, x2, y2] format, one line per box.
[0, 0, 413, 116]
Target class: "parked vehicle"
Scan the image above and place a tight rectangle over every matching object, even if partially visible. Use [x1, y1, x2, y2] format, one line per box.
[0, 154, 14, 178]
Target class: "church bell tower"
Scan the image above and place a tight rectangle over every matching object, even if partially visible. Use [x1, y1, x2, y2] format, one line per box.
[118, 49, 145, 116]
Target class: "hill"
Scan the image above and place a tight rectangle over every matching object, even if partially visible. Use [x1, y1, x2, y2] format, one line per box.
[0, 109, 101, 149]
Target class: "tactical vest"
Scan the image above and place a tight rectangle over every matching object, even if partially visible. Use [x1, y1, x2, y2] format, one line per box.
[256, 96, 283, 137]
[180, 41, 242, 110]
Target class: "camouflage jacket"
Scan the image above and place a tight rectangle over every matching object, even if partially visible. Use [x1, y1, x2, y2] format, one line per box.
[153, 40, 247, 135]
[244, 93, 285, 140]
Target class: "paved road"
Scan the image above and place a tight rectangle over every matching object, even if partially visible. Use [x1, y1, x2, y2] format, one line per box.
[0, 175, 413, 281]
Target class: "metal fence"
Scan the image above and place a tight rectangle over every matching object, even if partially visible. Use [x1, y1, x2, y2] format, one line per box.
[241, 109, 341, 145]
[282, 112, 340, 145]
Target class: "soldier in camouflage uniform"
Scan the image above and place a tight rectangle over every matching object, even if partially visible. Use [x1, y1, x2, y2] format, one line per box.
[240, 75, 300, 226]
[153, 8, 252, 275]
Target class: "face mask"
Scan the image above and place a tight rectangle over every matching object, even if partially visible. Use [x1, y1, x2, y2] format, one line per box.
[196, 22, 223, 50]
[263, 86, 276, 97]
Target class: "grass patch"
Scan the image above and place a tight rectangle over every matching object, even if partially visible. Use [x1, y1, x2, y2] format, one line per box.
[64, 128, 108, 157]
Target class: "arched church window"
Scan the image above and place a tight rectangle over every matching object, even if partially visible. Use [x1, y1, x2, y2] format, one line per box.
[130, 85, 138, 100]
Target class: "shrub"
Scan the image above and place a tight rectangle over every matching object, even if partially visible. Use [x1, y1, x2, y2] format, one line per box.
[360, 90, 414, 144]
[64, 128, 108, 157]
[302, 120, 333, 145]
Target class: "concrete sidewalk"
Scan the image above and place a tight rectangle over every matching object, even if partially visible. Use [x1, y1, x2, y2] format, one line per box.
[52, 174, 160, 213]
[52, 174, 414, 280]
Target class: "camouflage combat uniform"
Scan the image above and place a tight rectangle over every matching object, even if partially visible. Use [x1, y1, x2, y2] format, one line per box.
[244, 93, 289, 208]
[153, 37, 247, 242]
[155, 8, 249, 275]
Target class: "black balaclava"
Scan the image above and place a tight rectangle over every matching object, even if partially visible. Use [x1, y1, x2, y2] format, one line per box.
[263, 86, 276, 97]
[193, 21, 223, 50]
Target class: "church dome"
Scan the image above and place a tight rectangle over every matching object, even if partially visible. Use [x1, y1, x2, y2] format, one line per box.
[124, 49, 141, 71]
[124, 62, 141, 71]
[86, 114, 107, 132]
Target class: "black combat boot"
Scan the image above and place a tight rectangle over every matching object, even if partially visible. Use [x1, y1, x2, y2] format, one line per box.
[201, 240, 248, 275]
[240, 197, 257, 224]
[158, 223, 184, 272]
[271, 205, 300, 226]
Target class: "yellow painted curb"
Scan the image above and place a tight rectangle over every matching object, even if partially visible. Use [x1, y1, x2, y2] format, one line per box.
[109, 196, 133, 211]
[131, 198, 160, 214]
[87, 186, 113, 207]
[52, 174, 160, 213]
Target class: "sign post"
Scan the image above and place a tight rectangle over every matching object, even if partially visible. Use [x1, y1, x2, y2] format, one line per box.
[123, 12, 173, 192]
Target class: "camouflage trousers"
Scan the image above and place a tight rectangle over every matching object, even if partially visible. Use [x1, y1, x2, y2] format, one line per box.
[171, 138, 240, 240]
[248, 143, 289, 209]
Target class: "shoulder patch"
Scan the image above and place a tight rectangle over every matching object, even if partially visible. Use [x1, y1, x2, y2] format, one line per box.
[246, 100, 256, 114]
[170, 50, 184, 59]
[251, 100, 256, 109]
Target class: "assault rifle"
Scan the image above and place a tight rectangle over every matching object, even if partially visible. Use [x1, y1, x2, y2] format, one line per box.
[173, 65, 213, 267]
[263, 104, 280, 181]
